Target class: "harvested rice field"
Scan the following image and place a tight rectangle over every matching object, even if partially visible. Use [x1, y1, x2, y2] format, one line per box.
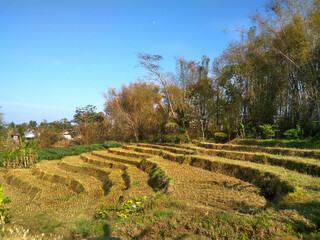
[1, 141, 320, 239]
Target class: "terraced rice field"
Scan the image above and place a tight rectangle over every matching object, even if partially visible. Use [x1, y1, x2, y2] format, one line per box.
[1, 141, 320, 238]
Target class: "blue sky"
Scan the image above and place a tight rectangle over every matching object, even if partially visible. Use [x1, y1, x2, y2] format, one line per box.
[0, 0, 266, 124]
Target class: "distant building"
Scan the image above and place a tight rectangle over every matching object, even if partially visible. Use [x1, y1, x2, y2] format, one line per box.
[25, 132, 36, 140]
[11, 132, 19, 143]
[61, 131, 72, 140]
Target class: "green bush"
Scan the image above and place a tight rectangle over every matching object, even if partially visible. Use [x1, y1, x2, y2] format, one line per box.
[163, 134, 175, 143]
[283, 125, 301, 140]
[214, 132, 228, 143]
[176, 133, 190, 143]
[102, 141, 122, 149]
[311, 132, 320, 143]
[259, 124, 278, 139]
[245, 127, 257, 139]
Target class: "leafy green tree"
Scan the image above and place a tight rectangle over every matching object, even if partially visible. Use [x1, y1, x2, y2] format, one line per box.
[28, 120, 37, 130]
[259, 124, 278, 139]
[73, 105, 107, 144]
[283, 125, 301, 139]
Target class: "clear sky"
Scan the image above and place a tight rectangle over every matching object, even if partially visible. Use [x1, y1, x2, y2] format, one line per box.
[0, 0, 266, 124]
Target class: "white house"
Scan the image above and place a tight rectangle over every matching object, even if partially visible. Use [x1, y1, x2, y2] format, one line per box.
[61, 131, 72, 140]
[25, 132, 36, 140]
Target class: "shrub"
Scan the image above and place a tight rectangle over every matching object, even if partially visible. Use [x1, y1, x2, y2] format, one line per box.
[259, 124, 278, 139]
[39, 129, 62, 148]
[0, 184, 11, 224]
[176, 133, 190, 144]
[283, 125, 301, 140]
[311, 132, 320, 143]
[311, 122, 320, 143]
[102, 141, 122, 149]
[245, 127, 257, 139]
[163, 134, 175, 143]
[214, 132, 228, 143]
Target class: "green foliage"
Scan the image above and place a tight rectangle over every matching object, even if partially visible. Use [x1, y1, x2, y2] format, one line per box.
[69, 219, 111, 238]
[37, 144, 104, 161]
[0, 184, 11, 224]
[259, 124, 278, 139]
[163, 133, 190, 144]
[39, 129, 62, 148]
[311, 132, 320, 143]
[238, 122, 245, 138]
[283, 125, 301, 140]
[245, 127, 257, 139]
[312, 121, 320, 126]
[96, 195, 149, 220]
[214, 132, 228, 143]
[102, 141, 122, 149]
[90, 144, 105, 150]
[1, 137, 39, 168]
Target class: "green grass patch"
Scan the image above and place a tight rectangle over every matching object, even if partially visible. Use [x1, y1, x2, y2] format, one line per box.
[69, 219, 112, 239]
[37, 144, 105, 160]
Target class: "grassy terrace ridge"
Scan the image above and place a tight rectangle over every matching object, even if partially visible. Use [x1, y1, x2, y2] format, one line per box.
[107, 147, 151, 159]
[126, 144, 320, 201]
[91, 150, 141, 166]
[152, 142, 320, 177]
[188, 154, 320, 197]
[59, 157, 125, 207]
[131, 143, 320, 179]
[33, 160, 104, 198]
[137, 143, 195, 155]
[81, 152, 128, 170]
[144, 156, 266, 213]
[230, 139, 320, 150]
[123, 145, 188, 164]
[198, 141, 320, 159]
[58, 156, 122, 197]
[82, 151, 154, 197]
[199, 148, 320, 177]
[5, 168, 76, 201]
[119, 143, 292, 200]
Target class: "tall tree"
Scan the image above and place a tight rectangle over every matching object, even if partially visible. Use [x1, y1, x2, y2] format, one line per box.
[138, 53, 176, 117]
[105, 81, 162, 141]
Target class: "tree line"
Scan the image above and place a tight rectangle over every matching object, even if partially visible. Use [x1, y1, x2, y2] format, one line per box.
[105, 0, 320, 142]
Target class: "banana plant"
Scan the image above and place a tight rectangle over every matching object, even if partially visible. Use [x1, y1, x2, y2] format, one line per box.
[26, 139, 39, 165]
[18, 136, 28, 166]
[2, 147, 19, 168]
